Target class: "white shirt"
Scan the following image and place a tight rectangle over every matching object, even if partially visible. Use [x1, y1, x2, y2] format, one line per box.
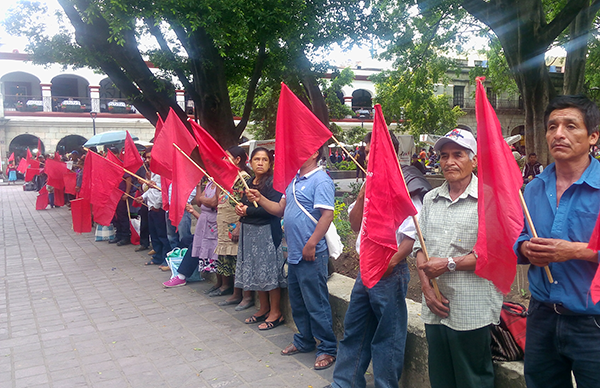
[142, 173, 162, 209]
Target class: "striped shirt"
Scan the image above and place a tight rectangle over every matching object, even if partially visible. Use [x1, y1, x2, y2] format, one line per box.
[413, 175, 502, 331]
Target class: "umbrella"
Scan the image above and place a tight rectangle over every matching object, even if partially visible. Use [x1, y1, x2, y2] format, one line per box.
[83, 131, 139, 147]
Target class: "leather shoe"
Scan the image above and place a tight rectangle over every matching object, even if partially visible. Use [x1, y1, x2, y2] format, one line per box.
[116, 239, 131, 246]
[108, 238, 122, 244]
[135, 245, 149, 252]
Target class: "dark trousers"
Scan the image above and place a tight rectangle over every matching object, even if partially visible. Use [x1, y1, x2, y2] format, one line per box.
[138, 205, 150, 247]
[331, 263, 410, 388]
[177, 239, 200, 278]
[425, 324, 494, 388]
[525, 298, 600, 388]
[114, 199, 131, 241]
[148, 209, 169, 265]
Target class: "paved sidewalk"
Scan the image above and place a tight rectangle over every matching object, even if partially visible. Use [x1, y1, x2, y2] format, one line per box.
[0, 185, 333, 388]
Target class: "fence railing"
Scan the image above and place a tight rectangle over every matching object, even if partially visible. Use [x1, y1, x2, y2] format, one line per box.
[3, 94, 138, 114]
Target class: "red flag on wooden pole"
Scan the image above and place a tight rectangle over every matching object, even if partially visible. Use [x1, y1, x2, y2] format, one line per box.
[8, 152, 14, 162]
[106, 150, 123, 167]
[169, 146, 204, 228]
[44, 158, 68, 190]
[123, 131, 143, 172]
[88, 151, 124, 207]
[64, 171, 78, 195]
[26, 148, 33, 161]
[93, 187, 123, 226]
[472, 77, 524, 294]
[17, 158, 29, 174]
[189, 120, 239, 191]
[36, 186, 49, 210]
[359, 104, 417, 288]
[150, 108, 196, 179]
[71, 198, 92, 233]
[273, 83, 333, 193]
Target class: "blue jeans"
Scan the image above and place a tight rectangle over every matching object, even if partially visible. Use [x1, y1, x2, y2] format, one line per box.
[288, 250, 337, 357]
[525, 298, 600, 388]
[148, 209, 170, 265]
[331, 262, 410, 388]
[166, 211, 192, 249]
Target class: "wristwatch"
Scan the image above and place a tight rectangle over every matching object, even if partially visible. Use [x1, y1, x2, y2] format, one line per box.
[447, 257, 456, 272]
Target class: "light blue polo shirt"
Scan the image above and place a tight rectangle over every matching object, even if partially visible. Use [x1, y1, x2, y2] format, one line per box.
[284, 167, 335, 264]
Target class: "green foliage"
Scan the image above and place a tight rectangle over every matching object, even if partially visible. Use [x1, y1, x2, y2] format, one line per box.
[345, 126, 367, 146]
[586, 31, 600, 105]
[334, 160, 357, 170]
[333, 200, 352, 241]
[323, 68, 355, 119]
[468, 34, 519, 95]
[347, 181, 363, 199]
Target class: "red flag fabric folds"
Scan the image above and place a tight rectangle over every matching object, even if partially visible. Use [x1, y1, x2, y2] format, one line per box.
[71, 198, 92, 233]
[8, 152, 14, 162]
[45, 159, 68, 190]
[273, 83, 333, 193]
[17, 158, 28, 174]
[123, 131, 143, 172]
[64, 171, 78, 195]
[54, 187, 65, 207]
[28, 159, 40, 169]
[36, 186, 49, 210]
[190, 120, 238, 191]
[25, 168, 42, 182]
[473, 77, 524, 294]
[359, 104, 417, 288]
[93, 187, 122, 226]
[588, 205, 600, 302]
[130, 219, 140, 245]
[170, 146, 204, 228]
[80, 153, 94, 200]
[150, 108, 196, 179]
[87, 151, 124, 207]
[26, 148, 33, 161]
[161, 176, 171, 212]
[106, 150, 123, 167]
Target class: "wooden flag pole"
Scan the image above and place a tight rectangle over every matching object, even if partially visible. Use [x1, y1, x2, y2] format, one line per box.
[226, 155, 257, 208]
[83, 147, 160, 191]
[331, 135, 367, 174]
[519, 190, 554, 283]
[119, 187, 149, 208]
[172, 143, 240, 206]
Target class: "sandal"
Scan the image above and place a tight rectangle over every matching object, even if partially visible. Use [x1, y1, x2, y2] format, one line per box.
[280, 343, 302, 356]
[258, 316, 285, 331]
[244, 311, 269, 324]
[145, 261, 159, 266]
[314, 354, 336, 370]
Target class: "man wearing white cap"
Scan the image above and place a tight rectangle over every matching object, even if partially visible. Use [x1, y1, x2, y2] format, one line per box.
[413, 128, 503, 388]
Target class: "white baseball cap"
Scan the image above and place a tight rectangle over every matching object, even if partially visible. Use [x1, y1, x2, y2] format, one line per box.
[434, 128, 477, 154]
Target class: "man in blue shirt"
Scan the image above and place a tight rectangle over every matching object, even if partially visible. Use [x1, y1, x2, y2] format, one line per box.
[516, 95, 600, 388]
[247, 148, 337, 370]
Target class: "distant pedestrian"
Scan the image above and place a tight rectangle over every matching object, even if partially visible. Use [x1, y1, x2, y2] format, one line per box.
[522, 152, 543, 184]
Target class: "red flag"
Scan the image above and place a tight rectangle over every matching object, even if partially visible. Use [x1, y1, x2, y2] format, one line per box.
[154, 114, 164, 140]
[8, 152, 14, 162]
[54, 151, 60, 160]
[150, 108, 196, 179]
[25, 168, 42, 182]
[169, 146, 204, 228]
[26, 148, 33, 161]
[80, 153, 94, 200]
[88, 151, 124, 207]
[37, 138, 42, 156]
[28, 159, 40, 169]
[473, 77, 524, 294]
[130, 219, 140, 245]
[93, 187, 122, 226]
[64, 171, 77, 195]
[71, 198, 92, 233]
[36, 186, 49, 210]
[106, 150, 123, 167]
[588, 189, 600, 302]
[44, 158, 68, 190]
[17, 158, 28, 174]
[123, 131, 143, 172]
[54, 187, 65, 207]
[190, 120, 238, 191]
[273, 83, 333, 192]
[161, 176, 171, 212]
[359, 104, 417, 288]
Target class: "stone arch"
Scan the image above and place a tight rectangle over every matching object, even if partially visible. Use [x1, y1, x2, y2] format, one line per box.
[511, 125, 524, 136]
[56, 135, 88, 155]
[9, 134, 44, 158]
[351, 89, 372, 110]
[0, 71, 42, 111]
[50, 74, 90, 112]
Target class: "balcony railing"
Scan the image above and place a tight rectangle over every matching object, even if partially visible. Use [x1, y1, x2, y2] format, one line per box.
[456, 97, 524, 110]
[3, 94, 139, 114]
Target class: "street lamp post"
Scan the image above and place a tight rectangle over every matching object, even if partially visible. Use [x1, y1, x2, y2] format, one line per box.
[90, 111, 97, 136]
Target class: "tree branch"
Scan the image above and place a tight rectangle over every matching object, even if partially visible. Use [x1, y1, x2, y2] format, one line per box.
[235, 42, 267, 136]
[540, 0, 588, 47]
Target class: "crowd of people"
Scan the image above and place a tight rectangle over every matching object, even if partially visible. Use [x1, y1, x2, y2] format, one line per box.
[8, 93, 600, 388]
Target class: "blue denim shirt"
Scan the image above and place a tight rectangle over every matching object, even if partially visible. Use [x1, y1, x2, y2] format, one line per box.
[515, 157, 600, 314]
[284, 167, 335, 264]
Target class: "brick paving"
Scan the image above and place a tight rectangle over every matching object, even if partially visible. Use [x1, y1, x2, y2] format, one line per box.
[0, 185, 333, 388]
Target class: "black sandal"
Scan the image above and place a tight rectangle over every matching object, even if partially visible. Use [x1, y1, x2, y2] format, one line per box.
[258, 316, 285, 331]
[244, 311, 269, 324]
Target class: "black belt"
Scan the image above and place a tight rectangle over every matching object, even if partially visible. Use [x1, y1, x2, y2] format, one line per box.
[541, 302, 590, 316]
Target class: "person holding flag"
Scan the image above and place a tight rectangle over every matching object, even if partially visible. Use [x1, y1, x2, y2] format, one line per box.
[516, 95, 600, 387]
[325, 131, 430, 388]
[414, 128, 502, 388]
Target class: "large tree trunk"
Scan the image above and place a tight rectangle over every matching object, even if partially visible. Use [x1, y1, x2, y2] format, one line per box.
[563, 1, 594, 95]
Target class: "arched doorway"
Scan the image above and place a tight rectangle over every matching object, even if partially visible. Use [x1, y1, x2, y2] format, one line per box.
[51, 74, 90, 112]
[351, 89, 372, 111]
[0, 72, 42, 111]
[9, 134, 44, 158]
[56, 135, 88, 155]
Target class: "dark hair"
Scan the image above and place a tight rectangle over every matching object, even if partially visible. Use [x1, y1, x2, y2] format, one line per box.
[528, 152, 537, 157]
[227, 146, 251, 175]
[363, 131, 400, 154]
[250, 147, 274, 189]
[544, 95, 600, 135]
